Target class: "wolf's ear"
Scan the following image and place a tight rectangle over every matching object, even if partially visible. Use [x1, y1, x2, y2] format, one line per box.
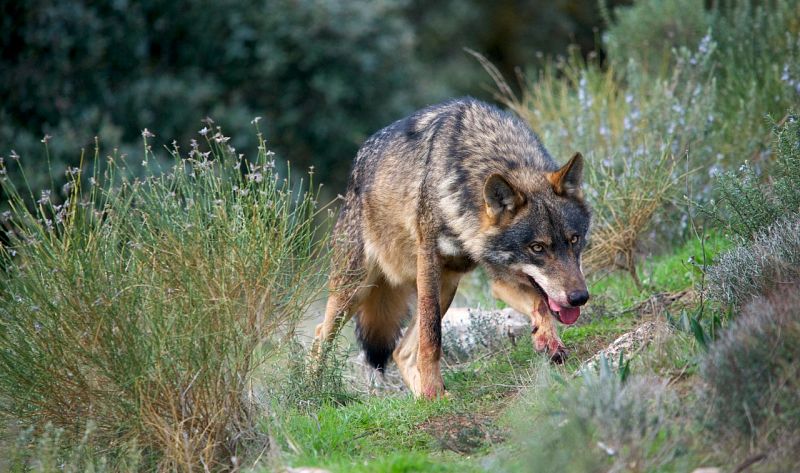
[547, 152, 584, 199]
[484, 174, 524, 219]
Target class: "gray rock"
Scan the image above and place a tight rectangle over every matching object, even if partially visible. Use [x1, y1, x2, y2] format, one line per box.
[442, 307, 530, 362]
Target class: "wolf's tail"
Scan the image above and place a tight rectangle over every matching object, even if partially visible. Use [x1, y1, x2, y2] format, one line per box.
[355, 316, 397, 372]
[353, 282, 410, 372]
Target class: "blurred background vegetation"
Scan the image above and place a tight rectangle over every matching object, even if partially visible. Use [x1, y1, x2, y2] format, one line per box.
[0, 0, 625, 195]
[2, 1, 800, 470]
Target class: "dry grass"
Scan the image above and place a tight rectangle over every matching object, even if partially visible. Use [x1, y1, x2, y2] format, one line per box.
[0, 129, 329, 470]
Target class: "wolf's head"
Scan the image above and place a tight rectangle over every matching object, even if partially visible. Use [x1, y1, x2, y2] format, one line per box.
[480, 153, 591, 324]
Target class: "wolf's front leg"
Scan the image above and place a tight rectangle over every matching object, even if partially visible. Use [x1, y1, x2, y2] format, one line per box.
[415, 244, 446, 399]
[491, 279, 567, 363]
[530, 299, 568, 363]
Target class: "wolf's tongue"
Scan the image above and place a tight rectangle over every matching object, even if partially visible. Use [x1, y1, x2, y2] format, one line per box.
[548, 298, 580, 325]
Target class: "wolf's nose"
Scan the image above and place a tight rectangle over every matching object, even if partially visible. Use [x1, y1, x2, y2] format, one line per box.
[567, 290, 589, 306]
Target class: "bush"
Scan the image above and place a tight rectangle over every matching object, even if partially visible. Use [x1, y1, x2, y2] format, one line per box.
[0, 128, 329, 469]
[3, 422, 142, 472]
[499, 362, 689, 472]
[601, 0, 710, 75]
[604, 0, 800, 164]
[706, 214, 800, 307]
[709, 0, 800, 161]
[701, 285, 800, 470]
[704, 114, 800, 241]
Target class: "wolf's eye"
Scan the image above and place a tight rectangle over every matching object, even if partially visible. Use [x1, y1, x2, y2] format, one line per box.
[530, 243, 544, 253]
[570, 235, 580, 244]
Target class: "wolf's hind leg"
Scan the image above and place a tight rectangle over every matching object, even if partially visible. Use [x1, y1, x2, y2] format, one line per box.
[394, 270, 461, 397]
[490, 279, 567, 363]
[312, 266, 374, 366]
[355, 277, 414, 372]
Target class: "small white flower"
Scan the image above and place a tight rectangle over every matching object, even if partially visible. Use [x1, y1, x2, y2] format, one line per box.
[697, 34, 712, 55]
[141, 128, 155, 138]
[37, 190, 51, 205]
[199, 127, 209, 136]
[41, 134, 52, 144]
[250, 116, 262, 125]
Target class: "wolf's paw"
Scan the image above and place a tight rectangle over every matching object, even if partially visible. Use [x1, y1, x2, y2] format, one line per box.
[532, 327, 567, 363]
[418, 372, 447, 400]
[548, 346, 569, 364]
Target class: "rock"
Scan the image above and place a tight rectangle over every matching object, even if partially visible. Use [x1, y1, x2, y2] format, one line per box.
[580, 320, 663, 372]
[441, 307, 530, 362]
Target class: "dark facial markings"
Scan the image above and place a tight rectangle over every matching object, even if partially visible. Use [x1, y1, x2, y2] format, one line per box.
[480, 191, 590, 274]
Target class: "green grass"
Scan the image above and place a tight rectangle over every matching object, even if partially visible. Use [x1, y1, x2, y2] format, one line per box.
[589, 231, 731, 306]
[268, 397, 473, 472]
[268, 341, 540, 472]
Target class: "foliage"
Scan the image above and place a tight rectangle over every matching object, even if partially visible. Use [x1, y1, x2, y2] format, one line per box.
[709, 0, 800, 161]
[706, 214, 800, 307]
[703, 114, 800, 241]
[0, 129, 328, 470]
[2, 422, 142, 472]
[0, 0, 421, 194]
[701, 286, 800, 470]
[0, 0, 629, 199]
[603, 0, 800, 162]
[601, 0, 710, 75]
[499, 365, 690, 473]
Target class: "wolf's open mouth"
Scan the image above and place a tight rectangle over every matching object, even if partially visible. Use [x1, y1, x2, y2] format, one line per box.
[525, 275, 580, 325]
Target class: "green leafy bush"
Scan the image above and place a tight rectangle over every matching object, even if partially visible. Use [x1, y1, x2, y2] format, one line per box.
[704, 114, 800, 241]
[701, 286, 800, 470]
[0, 129, 328, 469]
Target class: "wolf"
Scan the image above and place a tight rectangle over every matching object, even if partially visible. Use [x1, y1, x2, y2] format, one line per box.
[313, 98, 591, 399]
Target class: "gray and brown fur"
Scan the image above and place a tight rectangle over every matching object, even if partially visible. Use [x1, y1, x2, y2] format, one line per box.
[313, 98, 591, 399]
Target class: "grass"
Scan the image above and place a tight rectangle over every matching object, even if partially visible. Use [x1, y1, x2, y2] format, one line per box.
[589, 231, 731, 305]
[0, 128, 329, 470]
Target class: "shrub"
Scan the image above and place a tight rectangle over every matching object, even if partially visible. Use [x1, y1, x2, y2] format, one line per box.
[701, 285, 800, 470]
[603, 0, 800, 166]
[499, 363, 690, 472]
[601, 0, 710, 75]
[704, 114, 800, 241]
[3, 422, 142, 472]
[0, 128, 329, 469]
[709, 0, 800, 162]
[706, 214, 800, 307]
[0, 0, 422, 195]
